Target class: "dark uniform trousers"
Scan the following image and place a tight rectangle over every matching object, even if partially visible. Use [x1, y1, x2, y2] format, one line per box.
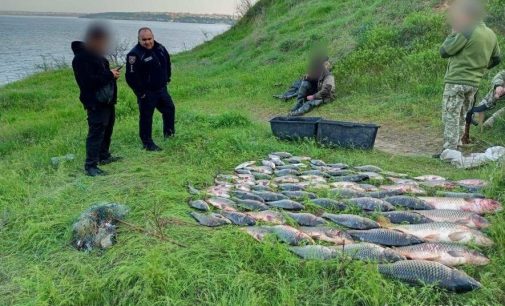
[85, 105, 115, 169]
[138, 87, 176, 146]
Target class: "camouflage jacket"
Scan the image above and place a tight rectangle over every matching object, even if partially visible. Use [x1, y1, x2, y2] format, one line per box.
[314, 69, 336, 103]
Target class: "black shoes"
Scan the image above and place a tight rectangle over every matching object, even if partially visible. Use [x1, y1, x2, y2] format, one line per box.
[85, 167, 106, 177]
[99, 156, 123, 165]
[144, 143, 163, 152]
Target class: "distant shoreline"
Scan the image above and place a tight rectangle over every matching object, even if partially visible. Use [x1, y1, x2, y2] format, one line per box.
[0, 11, 237, 25]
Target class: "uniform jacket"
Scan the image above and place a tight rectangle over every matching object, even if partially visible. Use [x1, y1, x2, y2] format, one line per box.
[125, 41, 171, 97]
[314, 69, 336, 103]
[71, 41, 117, 109]
[441, 22, 501, 87]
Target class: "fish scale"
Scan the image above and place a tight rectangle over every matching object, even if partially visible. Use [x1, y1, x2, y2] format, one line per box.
[378, 260, 481, 293]
[419, 197, 502, 214]
[391, 222, 493, 247]
[348, 229, 424, 246]
[413, 209, 489, 229]
[394, 242, 490, 266]
[341, 243, 405, 263]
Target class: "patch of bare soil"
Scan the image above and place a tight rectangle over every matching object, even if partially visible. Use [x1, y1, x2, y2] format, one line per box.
[374, 124, 443, 157]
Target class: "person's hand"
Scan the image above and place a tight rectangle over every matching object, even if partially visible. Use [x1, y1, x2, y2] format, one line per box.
[495, 86, 505, 99]
[307, 95, 315, 101]
[111, 69, 121, 80]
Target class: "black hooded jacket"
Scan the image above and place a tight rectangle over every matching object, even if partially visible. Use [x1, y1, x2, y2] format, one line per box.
[71, 41, 117, 109]
[126, 41, 171, 97]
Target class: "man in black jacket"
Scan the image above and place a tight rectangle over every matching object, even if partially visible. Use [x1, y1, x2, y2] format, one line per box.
[72, 24, 121, 176]
[126, 27, 175, 151]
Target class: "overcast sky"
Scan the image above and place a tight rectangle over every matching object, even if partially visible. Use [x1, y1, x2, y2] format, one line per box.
[0, 0, 241, 14]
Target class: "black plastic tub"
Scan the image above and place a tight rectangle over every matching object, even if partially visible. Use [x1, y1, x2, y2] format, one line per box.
[316, 120, 380, 150]
[270, 117, 321, 140]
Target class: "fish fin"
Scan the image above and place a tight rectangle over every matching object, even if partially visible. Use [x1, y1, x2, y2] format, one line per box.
[423, 234, 440, 241]
[447, 251, 466, 258]
[448, 232, 467, 241]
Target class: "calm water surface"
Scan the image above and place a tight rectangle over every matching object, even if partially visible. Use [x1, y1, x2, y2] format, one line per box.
[0, 15, 230, 85]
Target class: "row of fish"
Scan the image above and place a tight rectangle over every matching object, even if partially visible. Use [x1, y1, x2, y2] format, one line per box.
[187, 152, 501, 293]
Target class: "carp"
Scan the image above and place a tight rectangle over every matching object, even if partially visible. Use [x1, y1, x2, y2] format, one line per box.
[340, 243, 405, 263]
[299, 227, 354, 245]
[220, 211, 256, 226]
[190, 212, 231, 227]
[348, 229, 424, 246]
[418, 197, 502, 215]
[379, 211, 433, 225]
[271, 225, 315, 245]
[378, 260, 481, 293]
[347, 197, 396, 212]
[384, 196, 433, 210]
[289, 245, 339, 260]
[247, 210, 286, 224]
[412, 209, 489, 229]
[394, 243, 490, 267]
[287, 212, 326, 227]
[323, 213, 380, 230]
[252, 191, 288, 202]
[188, 199, 210, 211]
[267, 200, 305, 211]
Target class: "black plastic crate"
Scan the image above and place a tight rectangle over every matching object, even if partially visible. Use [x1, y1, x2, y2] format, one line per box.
[270, 117, 321, 140]
[316, 120, 380, 150]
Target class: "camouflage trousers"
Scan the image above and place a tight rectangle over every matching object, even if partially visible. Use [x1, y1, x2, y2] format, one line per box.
[442, 84, 478, 150]
[477, 87, 505, 128]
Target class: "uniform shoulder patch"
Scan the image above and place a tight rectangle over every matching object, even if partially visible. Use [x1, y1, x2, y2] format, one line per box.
[128, 56, 137, 65]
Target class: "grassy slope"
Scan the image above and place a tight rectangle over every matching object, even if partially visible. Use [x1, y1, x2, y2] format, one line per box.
[1, 0, 505, 304]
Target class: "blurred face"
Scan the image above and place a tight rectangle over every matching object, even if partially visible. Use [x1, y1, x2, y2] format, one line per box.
[448, 1, 480, 31]
[88, 37, 109, 56]
[139, 30, 155, 50]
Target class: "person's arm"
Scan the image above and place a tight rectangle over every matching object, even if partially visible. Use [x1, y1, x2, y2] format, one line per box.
[440, 32, 468, 59]
[491, 71, 505, 88]
[313, 75, 335, 100]
[125, 53, 146, 97]
[164, 47, 172, 83]
[488, 42, 501, 69]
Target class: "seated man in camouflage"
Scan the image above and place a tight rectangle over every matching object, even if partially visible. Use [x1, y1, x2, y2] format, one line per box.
[288, 56, 336, 116]
[274, 56, 335, 116]
[470, 70, 505, 128]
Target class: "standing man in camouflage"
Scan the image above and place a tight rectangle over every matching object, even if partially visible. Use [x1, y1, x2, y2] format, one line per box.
[469, 70, 505, 128]
[437, 0, 500, 156]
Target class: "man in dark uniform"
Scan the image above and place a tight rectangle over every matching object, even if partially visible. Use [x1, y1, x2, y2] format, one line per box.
[72, 23, 122, 177]
[126, 27, 175, 151]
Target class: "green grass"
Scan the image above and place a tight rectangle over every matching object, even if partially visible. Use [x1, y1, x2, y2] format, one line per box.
[1, 0, 505, 304]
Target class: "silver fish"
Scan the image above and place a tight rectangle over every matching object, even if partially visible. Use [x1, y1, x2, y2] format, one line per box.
[323, 213, 380, 229]
[273, 176, 300, 184]
[190, 212, 231, 227]
[289, 245, 339, 260]
[205, 197, 237, 211]
[235, 161, 256, 170]
[275, 169, 299, 177]
[340, 243, 405, 263]
[418, 197, 502, 215]
[379, 211, 433, 224]
[394, 243, 490, 267]
[241, 226, 272, 241]
[390, 222, 493, 247]
[267, 200, 305, 211]
[287, 212, 326, 227]
[278, 183, 306, 191]
[188, 200, 210, 211]
[355, 165, 383, 172]
[231, 191, 265, 203]
[247, 210, 286, 224]
[378, 260, 481, 293]
[282, 191, 317, 201]
[311, 198, 347, 210]
[234, 199, 269, 211]
[252, 191, 288, 202]
[270, 225, 315, 245]
[384, 196, 433, 210]
[412, 209, 489, 229]
[299, 227, 354, 245]
[348, 229, 424, 246]
[220, 211, 256, 226]
[347, 197, 395, 212]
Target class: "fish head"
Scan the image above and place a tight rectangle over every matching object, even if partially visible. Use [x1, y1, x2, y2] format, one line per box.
[469, 214, 490, 229]
[475, 199, 503, 213]
[467, 250, 491, 266]
[447, 269, 482, 293]
[472, 230, 494, 247]
[407, 233, 425, 245]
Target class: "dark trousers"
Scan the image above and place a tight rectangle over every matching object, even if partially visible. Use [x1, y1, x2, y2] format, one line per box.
[85, 105, 115, 169]
[138, 87, 176, 146]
